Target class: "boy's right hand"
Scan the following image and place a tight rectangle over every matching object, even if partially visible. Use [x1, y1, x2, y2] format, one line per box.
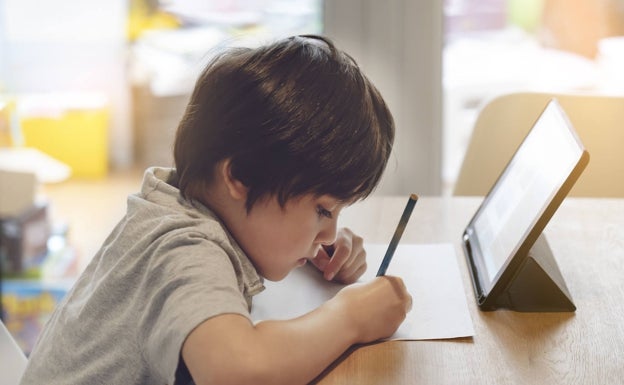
[332, 275, 412, 343]
[183, 275, 411, 385]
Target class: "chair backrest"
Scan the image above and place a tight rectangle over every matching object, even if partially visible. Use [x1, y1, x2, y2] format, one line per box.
[453, 92, 624, 197]
[0, 320, 28, 385]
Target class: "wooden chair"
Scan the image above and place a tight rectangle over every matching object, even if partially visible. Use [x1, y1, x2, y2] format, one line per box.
[453, 92, 624, 197]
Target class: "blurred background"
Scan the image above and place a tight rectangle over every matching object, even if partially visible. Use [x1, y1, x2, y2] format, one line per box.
[1, 0, 623, 354]
[1, 0, 623, 195]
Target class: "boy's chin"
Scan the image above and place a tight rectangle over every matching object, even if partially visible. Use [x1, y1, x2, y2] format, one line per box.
[262, 260, 308, 282]
[261, 269, 290, 282]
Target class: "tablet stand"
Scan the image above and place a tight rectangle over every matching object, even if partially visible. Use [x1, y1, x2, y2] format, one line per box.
[494, 234, 576, 312]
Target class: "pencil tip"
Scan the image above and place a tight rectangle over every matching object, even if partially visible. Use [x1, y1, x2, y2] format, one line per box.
[410, 193, 419, 200]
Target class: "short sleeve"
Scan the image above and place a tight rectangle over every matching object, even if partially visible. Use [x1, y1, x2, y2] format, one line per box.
[139, 232, 250, 384]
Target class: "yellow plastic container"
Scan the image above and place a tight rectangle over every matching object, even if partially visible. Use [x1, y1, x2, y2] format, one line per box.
[19, 95, 109, 178]
[0, 98, 17, 147]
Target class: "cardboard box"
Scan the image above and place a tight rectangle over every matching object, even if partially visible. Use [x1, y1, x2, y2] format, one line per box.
[0, 169, 36, 217]
[541, 0, 624, 58]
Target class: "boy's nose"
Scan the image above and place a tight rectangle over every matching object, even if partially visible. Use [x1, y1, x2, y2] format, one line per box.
[316, 217, 338, 245]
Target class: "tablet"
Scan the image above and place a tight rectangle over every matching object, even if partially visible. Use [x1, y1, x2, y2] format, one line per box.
[462, 99, 589, 311]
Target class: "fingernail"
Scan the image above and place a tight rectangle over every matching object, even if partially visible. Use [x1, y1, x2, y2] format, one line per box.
[326, 272, 335, 281]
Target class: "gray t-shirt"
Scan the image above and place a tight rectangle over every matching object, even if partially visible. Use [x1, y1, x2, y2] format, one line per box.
[20, 167, 265, 385]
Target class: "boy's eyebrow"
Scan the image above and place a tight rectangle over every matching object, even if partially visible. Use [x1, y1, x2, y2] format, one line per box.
[335, 197, 357, 208]
[314, 194, 357, 207]
[314, 196, 342, 209]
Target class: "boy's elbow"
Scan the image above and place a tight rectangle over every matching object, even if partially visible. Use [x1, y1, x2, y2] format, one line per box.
[183, 315, 307, 385]
[191, 353, 276, 385]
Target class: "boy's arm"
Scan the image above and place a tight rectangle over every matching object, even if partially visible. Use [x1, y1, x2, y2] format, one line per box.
[182, 276, 411, 385]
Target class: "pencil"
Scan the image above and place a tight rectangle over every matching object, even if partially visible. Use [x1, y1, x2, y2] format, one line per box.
[376, 193, 419, 276]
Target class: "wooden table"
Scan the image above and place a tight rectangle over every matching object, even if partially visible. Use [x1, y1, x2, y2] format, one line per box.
[42, 176, 624, 384]
[313, 196, 624, 385]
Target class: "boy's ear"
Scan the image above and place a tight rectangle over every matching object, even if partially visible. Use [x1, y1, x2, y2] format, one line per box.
[221, 159, 248, 201]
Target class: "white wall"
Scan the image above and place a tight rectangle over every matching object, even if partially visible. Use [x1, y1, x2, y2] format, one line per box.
[323, 0, 443, 195]
[0, 0, 132, 167]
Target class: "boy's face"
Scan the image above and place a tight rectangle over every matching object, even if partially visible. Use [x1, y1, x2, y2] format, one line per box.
[233, 194, 347, 281]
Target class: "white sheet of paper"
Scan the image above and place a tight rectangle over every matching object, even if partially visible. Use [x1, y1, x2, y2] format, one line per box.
[251, 243, 475, 340]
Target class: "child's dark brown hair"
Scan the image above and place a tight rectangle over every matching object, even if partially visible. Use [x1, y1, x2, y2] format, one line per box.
[174, 35, 395, 211]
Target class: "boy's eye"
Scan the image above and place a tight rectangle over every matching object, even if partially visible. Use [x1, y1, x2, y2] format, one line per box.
[316, 205, 333, 219]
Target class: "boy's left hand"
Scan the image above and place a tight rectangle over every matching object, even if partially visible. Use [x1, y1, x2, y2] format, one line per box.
[309, 227, 366, 284]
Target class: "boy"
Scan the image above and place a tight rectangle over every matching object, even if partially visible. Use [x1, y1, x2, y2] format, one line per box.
[21, 35, 412, 385]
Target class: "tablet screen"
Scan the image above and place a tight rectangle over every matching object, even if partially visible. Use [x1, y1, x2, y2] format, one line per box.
[468, 100, 587, 294]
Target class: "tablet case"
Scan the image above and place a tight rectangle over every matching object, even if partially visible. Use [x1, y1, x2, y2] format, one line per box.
[462, 99, 587, 313]
[489, 234, 575, 312]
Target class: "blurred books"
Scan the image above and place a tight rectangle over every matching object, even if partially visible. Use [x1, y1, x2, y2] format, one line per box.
[1, 279, 74, 355]
[1, 213, 77, 355]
